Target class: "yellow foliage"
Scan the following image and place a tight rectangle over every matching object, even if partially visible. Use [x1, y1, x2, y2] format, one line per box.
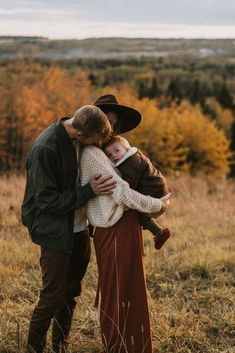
[0, 63, 91, 170]
[0, 69, 231, 176]
[173, 102, 231, 176]
[118, 93, 230, 176]
[214, 102, 233, 139]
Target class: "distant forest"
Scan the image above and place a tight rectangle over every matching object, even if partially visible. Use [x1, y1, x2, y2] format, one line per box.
[0, 37, 234, 176]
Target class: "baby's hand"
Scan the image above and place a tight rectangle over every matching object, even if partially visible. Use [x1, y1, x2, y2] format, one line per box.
[160, 193, 171, 212]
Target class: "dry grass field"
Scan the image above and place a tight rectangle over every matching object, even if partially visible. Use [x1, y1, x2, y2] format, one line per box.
[0, 175, 234, 353]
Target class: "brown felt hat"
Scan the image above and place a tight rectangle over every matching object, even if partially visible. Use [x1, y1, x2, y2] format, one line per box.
[93, 94, 141, 133]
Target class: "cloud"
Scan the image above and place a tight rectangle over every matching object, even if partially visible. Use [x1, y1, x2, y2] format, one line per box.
[0, 0, 86, 22]
[1, 0, 235, 25]
[0, 0, 235, 38]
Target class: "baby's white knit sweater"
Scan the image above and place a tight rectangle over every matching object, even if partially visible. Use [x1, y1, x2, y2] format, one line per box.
[80, 145, 162, 227]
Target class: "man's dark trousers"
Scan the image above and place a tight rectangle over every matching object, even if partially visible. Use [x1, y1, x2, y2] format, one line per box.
[27, 229, 90, 353]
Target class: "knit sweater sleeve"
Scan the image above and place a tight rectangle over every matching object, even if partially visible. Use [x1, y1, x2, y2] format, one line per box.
[80, 146, 162, 227]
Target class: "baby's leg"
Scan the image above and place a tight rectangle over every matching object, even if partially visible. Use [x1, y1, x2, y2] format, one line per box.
[140, 214, 170, 250]
[140, 213, 163, 236]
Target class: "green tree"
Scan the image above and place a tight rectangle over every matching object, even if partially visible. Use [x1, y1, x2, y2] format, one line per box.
[217, 83, 234, 109]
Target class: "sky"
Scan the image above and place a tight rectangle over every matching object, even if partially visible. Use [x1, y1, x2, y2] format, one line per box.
[0, 0, 235, 39]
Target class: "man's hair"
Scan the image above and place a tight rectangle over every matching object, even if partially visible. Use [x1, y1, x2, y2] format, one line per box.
[103, 135, 130, 151]
[72, 105, 111, 139]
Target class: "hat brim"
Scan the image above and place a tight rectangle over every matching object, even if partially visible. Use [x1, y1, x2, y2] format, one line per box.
[95, 103, 141, 133]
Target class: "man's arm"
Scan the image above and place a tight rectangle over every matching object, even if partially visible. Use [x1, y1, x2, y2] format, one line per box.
[30, 146, 116, 216]
[29, 147, 95, 215]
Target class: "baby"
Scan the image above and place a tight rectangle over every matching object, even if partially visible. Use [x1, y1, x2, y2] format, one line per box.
[103, 136, 171, 249]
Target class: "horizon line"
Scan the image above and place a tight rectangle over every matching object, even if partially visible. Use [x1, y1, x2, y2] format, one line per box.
[1, 35, 235, 40]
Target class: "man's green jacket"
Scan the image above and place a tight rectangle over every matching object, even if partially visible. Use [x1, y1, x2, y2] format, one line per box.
[21, 119, 95, 254]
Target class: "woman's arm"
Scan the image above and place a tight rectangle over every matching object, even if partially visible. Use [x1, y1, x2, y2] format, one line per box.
[80, 146, 162, 214]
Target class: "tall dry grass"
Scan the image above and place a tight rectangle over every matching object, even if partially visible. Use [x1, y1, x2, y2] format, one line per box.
[0, 175, 234, 353]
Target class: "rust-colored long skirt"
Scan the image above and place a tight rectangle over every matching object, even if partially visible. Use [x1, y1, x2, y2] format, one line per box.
[93, 209, 153, 353]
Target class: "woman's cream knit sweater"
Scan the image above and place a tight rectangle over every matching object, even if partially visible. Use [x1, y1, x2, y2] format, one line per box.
[80, 145, 162, 227]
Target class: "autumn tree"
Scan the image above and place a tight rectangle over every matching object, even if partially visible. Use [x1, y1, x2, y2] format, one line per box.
[0, 62, 27, 170]
[0, 61, 91, 171]
[172, 102, 231, 176]
[104, 85, 231, 176]
[203, 98, 234, 139]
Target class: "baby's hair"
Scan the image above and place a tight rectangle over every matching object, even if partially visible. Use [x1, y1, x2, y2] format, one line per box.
[103, 135, 130, 151]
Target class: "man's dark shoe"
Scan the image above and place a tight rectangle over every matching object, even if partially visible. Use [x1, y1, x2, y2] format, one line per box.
[154, 228, 171, 250]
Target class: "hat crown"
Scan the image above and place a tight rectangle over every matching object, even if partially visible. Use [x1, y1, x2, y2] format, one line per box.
[93, 94, 142, 133]
[94, 94, 119, 106]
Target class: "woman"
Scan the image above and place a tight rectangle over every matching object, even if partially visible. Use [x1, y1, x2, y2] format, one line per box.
[80, 95, 169, 353]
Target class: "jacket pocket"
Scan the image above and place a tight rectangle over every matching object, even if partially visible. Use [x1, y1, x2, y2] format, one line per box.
[33, 212, 66, 238]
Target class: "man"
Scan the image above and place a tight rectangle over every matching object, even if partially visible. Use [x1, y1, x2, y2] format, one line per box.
[21, 105, 116, 353]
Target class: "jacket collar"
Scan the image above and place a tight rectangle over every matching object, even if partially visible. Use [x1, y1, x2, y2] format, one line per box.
[114, 147, 137, 167]
[56, 117, 75, 148]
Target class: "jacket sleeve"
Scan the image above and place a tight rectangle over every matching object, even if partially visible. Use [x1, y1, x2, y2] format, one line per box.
[81, 146, 162, 214]
[138, 150, 169, 198]
[29, 146, 95, 215]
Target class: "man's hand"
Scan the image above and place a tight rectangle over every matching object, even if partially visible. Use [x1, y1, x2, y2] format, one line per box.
[90, 174, 117, 195]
